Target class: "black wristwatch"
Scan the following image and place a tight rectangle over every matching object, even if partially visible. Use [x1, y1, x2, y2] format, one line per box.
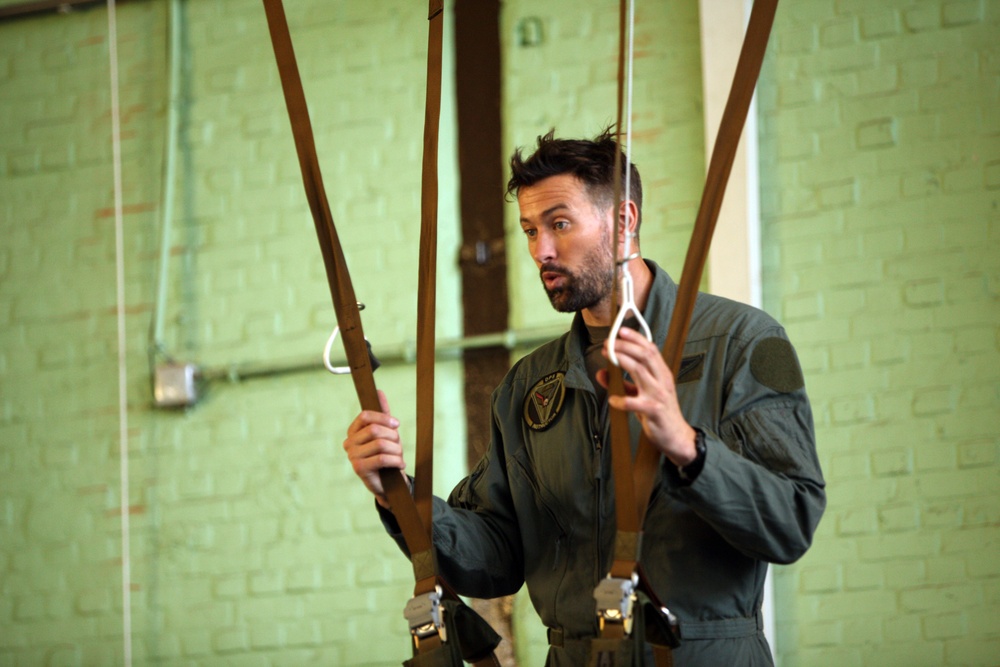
[677, 428, 707, 484]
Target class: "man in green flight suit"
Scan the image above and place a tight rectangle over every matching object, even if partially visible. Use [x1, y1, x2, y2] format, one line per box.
[343, 129, 826, 666]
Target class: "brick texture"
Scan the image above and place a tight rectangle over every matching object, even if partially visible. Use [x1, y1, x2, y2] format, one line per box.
[0, 1, 456, 664]
[2, 0, 998, 666]
[759, 1, 1000, 665]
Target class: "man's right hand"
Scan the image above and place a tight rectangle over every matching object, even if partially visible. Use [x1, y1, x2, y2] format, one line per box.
[343, 390, 409, 509]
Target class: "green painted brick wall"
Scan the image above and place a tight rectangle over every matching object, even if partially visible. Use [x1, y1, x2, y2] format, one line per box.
[1, 1, 467, 664]
[1, 1, 997, 666]
[759, 1, 1000, 665]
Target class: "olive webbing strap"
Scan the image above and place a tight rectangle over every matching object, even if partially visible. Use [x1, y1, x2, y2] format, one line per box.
[260, 0, 436, 591]
[630, 0, 780, 532]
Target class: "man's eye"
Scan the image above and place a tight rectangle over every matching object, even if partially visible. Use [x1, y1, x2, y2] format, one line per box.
[553, 220, 568, 230]
[523, 228, 536, 238]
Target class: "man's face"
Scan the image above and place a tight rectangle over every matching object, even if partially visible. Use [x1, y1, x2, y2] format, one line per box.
[517, 174, 616, 313]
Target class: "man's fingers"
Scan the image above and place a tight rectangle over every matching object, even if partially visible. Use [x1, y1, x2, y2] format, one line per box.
[597, 368, 640, 397]
[347, 438, 407, 492]
[351, 446, 406, 472]
[605, 331, 656, 365]
[606, 341, 659, 388]
[346, 407, 399, 438]
[605, 329, 675, 389]
[614, 326, 658, 351]
[377, 389, 392, 415]
[342, 391, 407, 501]
[363, 422, 401, 445]
[345, 424, 402, 458]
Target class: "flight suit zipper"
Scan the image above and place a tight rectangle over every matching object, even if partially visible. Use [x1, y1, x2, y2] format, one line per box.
[589, 393, 609, 584]
[593, 428, 604, 584]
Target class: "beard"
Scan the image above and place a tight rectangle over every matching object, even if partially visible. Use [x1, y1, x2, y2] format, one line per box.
[540, 235, 616, 313]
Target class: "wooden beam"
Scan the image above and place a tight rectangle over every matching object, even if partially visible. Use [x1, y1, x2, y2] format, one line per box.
[454, 0, 509, 466]
[453, 0, 516, 664]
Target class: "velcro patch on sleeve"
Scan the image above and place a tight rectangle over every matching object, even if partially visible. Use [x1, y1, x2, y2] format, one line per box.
[749, 337, 805, 393]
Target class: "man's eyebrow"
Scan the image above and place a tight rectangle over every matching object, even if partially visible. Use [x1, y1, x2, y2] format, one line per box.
[520, 203, 569, 224]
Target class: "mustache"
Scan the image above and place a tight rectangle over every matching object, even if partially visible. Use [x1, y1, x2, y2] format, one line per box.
[539, 263, 570, 276]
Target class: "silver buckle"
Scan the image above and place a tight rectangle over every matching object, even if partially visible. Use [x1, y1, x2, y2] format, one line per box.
[594, 575, 638, 635]
[404, 585, 446, 647]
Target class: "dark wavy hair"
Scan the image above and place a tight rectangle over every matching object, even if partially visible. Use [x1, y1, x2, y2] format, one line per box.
[506, 126, 643, 229]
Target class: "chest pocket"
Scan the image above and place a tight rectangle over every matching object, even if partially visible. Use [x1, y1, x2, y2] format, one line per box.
[519, 389, 601, 522]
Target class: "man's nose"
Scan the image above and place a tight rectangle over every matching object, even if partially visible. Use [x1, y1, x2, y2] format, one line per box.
[532, 231, 556, 265]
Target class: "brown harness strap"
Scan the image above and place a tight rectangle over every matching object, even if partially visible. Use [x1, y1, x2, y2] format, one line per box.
[600, 5, 676, 658]
[260, 0, 436, 587]
[411, 6, 503, 661]
[609, 0, 780, 561]
[632, 0, 779, 527]
[263, 3, 501, 663]
[652, 646, 675, 667]
[601, 0, 780, 662]
[607, 0, 644, 582]
[414, 0, 444, 564]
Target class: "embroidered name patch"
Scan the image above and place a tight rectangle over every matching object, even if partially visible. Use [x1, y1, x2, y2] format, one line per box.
[523, 371, 566, 431]
[677, 353, 706, 384]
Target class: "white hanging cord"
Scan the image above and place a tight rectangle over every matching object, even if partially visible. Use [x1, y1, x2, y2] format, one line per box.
[323, 327, 352, 374]
[323, 303, 365, 375]
[107, 1, 133, 665]
[150, 0, 183, 364]
[608, 0, 652, 367]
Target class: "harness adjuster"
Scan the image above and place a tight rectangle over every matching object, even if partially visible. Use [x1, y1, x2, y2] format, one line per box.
[404, 585, 446, 647]
[594, 574, 638, 635]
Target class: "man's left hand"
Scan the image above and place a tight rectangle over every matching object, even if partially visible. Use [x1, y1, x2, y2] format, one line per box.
[596, 326, 698, 467]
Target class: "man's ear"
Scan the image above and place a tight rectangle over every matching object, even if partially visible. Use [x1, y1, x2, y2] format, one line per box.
[616, 199, 640, 244]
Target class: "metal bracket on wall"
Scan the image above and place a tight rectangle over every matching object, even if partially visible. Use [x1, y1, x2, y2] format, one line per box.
[153, 361, 200, 409]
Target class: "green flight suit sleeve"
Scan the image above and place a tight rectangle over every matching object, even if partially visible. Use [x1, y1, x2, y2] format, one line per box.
[664, 326, 826, 565]
[376, 385, 526, 599]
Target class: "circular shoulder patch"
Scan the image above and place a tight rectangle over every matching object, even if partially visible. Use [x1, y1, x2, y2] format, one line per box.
[749, 337, 805, 393]
[523, 371, 567, 431]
